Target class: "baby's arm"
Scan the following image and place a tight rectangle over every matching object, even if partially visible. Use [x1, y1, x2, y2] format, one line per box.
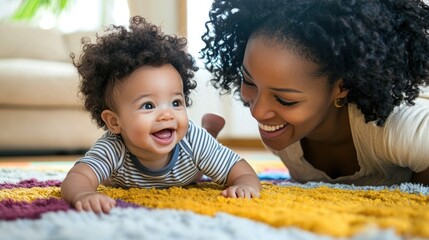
[222, 159, 261, 198]
[61, 163, 116, 213]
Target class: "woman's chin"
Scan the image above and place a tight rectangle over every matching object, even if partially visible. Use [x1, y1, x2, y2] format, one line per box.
[260, 137, 289, 151]
[258, 125, 291, 150]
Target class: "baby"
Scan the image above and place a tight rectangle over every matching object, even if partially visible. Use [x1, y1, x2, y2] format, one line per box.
[61, 16, 261, 213]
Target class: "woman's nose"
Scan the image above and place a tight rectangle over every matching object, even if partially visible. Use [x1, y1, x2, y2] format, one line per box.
[248, 92, 275, 121]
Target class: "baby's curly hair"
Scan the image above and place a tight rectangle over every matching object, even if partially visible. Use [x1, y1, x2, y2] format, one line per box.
[201, 0, 429, 125]
[72, 16, 198, 129]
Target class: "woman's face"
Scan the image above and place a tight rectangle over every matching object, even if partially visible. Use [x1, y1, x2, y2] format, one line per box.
[241, 36, 343, 150]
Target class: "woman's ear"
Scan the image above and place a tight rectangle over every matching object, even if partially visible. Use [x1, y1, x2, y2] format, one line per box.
[101, 110, 121, 134]
[333, 79, 349, 99]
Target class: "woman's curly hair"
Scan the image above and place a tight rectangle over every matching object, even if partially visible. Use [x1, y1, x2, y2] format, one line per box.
[200, 0, 429, 125]
[72, 16, 198, 129]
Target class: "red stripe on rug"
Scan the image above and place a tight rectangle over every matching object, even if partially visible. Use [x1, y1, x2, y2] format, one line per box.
[0, 197, 142, 221]
[0, 179, 62, 189]
[0, 198, 71, 220]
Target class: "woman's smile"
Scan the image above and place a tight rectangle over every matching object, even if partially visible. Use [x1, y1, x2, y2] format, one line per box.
[258, 122, 289, 140]
[258, 122, 285, 132]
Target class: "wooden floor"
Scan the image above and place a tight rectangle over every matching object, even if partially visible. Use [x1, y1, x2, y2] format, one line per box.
[0, 147, 278, 164]
[0, 139, 269, 163]
[0, 154, 81, 163]
[0, 147, 287, 179]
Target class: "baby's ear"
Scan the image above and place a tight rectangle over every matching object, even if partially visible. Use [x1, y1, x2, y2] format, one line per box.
[101, 110, 121, 134]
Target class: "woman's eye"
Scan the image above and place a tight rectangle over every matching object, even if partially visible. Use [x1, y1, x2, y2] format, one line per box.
[141, 102, 155, 110]
[241, 77, 256, 87]
[172, 100, 183, 107]
[275, 96, 298, 106]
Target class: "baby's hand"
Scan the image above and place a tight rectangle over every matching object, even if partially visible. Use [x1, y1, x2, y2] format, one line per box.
[221, 185, 260, 199]
[74, 192, 116, 214]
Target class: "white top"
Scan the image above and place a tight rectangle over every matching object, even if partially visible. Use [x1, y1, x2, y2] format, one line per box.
[77, 120, 241, 188]
[269, 93, 429, 186]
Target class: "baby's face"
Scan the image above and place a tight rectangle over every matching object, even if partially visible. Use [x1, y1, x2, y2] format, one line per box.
[113, 64, 189, 158]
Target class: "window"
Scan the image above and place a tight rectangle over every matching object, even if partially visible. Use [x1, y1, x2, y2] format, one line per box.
[0, 0, 129, 32]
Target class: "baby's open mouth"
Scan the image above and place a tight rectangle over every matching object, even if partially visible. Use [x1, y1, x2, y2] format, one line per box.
[152, 129, 174, 139]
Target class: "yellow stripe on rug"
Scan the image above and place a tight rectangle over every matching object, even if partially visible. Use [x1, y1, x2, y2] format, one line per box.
[0, 187, 61, 201]
[2, 183, 428, 238]
[100, 183, 429, 238]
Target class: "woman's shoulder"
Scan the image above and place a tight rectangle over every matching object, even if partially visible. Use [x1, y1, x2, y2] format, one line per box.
[386, 96, 429, 129]
[348, 96, 429, 132]
[349, 98, 429, 165]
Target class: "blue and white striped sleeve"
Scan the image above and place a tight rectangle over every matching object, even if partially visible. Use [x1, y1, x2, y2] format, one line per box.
[187, 121, 242, 185]
[76, 132, 125, 183]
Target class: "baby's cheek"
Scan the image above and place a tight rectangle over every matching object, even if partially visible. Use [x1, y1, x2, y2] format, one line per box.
[128, 126, 150, 142]
[177, 121, 189, 139]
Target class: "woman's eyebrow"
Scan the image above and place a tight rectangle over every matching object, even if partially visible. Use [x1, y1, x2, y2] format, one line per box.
[240, 65, 253, 80]
[240, 65, 302, 93]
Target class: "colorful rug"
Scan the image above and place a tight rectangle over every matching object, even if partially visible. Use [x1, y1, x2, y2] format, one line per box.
[1, 157, 429, 240]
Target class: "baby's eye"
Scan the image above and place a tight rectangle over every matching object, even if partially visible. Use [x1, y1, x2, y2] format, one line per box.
[275, 96, 298, 106]
[141, 102, 155, 110]
[172, 99, 183, 107]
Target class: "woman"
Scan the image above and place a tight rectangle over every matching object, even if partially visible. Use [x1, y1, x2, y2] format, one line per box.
[200, 0, 429, 186]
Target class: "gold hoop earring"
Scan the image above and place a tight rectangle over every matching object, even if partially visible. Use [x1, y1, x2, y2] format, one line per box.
[334, 98, 347, 108]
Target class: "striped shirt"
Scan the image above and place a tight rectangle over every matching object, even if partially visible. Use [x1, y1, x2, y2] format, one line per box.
[77, 120, 241, 189]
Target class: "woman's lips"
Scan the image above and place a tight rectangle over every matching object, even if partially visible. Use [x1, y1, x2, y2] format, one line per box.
[258, 123, 285, 131]
[258, 123, 288, 139]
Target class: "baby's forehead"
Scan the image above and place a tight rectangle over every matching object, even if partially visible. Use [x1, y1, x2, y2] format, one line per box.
[116, 64, 183, 89]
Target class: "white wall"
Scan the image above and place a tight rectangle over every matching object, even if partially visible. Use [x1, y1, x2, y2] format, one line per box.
[0, 0, 129, 32]
[0, 0, 260, 138]
[127, 0, 183, 35]
[186, 0, 259, 138]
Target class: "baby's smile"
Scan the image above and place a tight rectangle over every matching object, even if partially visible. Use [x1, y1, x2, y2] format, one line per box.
[151, 128, 175, 145]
